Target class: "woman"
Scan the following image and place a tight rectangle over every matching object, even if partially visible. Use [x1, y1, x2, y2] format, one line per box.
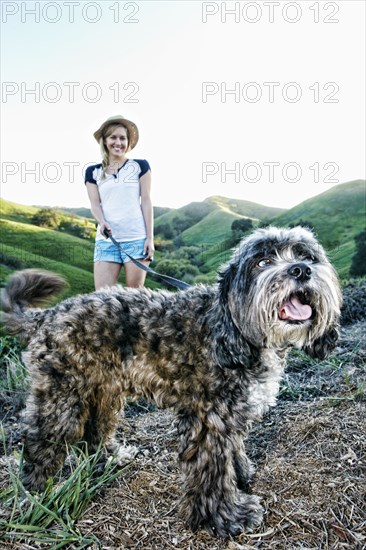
[85, 115, 154, 289]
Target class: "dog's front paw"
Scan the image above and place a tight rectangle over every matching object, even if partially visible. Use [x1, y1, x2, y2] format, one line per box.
[113, 444, 139, 465]
[231, 493, 263, 535]
[22, 463, 48, 492]
[205, 494, 263, 537]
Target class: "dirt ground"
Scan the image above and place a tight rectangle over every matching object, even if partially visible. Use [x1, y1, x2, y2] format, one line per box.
[0, 321, 365, 549]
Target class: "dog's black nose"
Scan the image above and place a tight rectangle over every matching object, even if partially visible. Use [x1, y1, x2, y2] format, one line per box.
[288, 263, 312, 281]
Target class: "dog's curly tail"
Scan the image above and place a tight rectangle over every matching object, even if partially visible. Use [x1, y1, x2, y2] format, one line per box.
[1, 269, 66, 339]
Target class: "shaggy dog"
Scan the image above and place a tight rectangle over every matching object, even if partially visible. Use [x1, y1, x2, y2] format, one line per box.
[1, 227, 342, 537]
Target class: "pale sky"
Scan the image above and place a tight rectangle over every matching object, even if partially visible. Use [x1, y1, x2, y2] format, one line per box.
[1, 1, 365, 210]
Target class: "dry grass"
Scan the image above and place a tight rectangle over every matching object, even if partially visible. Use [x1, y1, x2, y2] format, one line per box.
[74, 398, 365, 550]
[0, 322, 365, 549]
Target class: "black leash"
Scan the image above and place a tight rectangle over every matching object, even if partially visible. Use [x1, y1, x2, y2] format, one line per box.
[103, 230, 191, 290]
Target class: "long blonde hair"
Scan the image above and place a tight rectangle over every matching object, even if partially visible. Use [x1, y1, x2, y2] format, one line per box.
[98, 123, 130, 180]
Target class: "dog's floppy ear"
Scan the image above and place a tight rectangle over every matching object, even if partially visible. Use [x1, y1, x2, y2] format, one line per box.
[218, 263, 238, 302]
[303, 326, 339, 360]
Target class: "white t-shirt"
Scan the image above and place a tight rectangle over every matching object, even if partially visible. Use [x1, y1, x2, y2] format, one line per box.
[85, 159, 151, 242]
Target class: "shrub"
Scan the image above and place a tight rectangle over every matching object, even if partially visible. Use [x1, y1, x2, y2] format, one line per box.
[350, 229, 366, 277]
[32, 208, 60, 229]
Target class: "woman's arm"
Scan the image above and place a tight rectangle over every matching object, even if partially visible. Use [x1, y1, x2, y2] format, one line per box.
[140, 171, 155, 259]
[85, 182, 111, 236]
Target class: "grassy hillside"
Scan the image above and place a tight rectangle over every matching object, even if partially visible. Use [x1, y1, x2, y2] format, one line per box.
[1, 199, 94, 225]
[181, 197, 285, 245]
[0, 206, 160, 293]
[0, 199, 39, 224]
[1, 219, 94, 272]
[155, 195, 285, 244]
[1, 181, 364, 292]
[181, 209, 248, 245]
[57, 207, 94, 219]
[272, 180, 366, 278]
[155, 200, 214, 230]
[0, 243, 94, 297]
[205, 196, 285, 220]
[0, 219, 96, 295]
[1, 198, 102, 294]
[191, 181, 366, 280]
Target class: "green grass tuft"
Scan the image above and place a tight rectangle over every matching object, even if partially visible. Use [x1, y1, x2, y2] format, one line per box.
[0, 444, 128, 549]
[0, 336, 28, 393]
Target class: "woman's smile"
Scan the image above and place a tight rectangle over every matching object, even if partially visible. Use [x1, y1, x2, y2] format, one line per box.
[105, 126, 129, 158]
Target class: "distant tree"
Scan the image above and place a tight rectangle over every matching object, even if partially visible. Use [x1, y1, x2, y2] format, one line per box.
[81, 225, 96, 240]
[58, 218, 95, 240]
[154, 258, 200, 284]
[350, 229, 366, 277]
[172, 216, 192, 235]
[183, 264, 200, 277]
[231, 218, 253, 234]
[173, 235, 184, 248]
[32, 208, 60, 229]
[156, 223, 174, 239]
[154, 259, 183, 279]
[231, 219, 253, 246]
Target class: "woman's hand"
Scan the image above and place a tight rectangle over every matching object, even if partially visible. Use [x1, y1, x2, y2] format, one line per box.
[144, 238, 155, 261]
[100, 222, 112, 238]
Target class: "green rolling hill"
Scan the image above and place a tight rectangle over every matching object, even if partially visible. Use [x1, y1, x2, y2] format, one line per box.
[1, 199, 108, 295]
[0, 217, 96, 296]
[156, 180, 365, 280]
[1, 180, 365, 293]
[180, 197, 284, 245]
[155, 195, 285, 244]
[271, 179, 365, 278]
[194, 180, 365, 280]
[0, 199, 40, 224]
[0, 199, 162, 294]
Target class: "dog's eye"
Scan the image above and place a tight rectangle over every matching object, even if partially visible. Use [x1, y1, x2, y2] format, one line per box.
[304, 254, 316, 262]
[258, 258, 272, 268]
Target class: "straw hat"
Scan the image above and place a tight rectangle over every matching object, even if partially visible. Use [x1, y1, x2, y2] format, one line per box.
[93, 115, 139, 150]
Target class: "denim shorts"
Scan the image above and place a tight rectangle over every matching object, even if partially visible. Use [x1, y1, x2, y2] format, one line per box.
[93, 238, 147, 264]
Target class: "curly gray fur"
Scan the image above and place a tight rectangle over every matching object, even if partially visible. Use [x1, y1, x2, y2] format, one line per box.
[1, 227, 342, 537]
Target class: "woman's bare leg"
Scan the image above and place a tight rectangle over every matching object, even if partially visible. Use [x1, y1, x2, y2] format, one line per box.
[94, 261, 122, 289]
[124, 260, 150, 288]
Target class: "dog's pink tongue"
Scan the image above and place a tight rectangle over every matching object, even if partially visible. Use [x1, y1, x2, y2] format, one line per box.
[279, 297, 312, 321]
